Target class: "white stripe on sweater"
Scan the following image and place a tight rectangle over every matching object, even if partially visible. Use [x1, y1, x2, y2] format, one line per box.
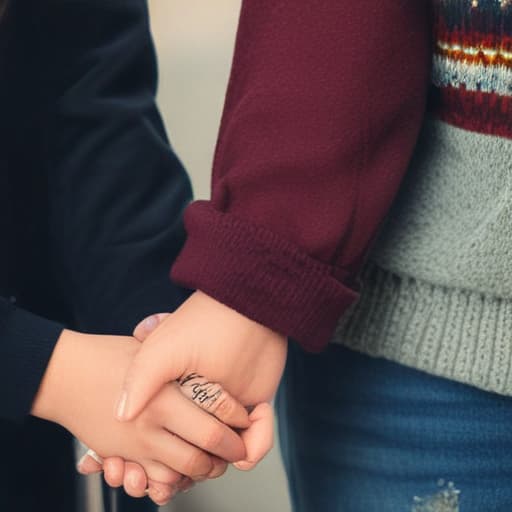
[432, 54, 512, 96]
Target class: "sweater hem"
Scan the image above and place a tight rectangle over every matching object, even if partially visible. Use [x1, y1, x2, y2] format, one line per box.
[332, 261, 512, 396]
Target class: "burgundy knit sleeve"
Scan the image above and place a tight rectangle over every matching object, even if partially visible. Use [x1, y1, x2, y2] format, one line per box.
[171, 0, 431, 352]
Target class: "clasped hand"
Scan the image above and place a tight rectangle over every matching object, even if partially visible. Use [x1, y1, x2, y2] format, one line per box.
[76, 291, 287, 506]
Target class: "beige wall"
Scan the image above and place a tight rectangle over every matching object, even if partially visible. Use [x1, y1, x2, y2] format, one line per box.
[148, 2, 291, 512]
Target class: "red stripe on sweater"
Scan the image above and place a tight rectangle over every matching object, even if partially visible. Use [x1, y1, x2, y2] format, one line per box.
[435, 20, 512, 52]
[431, 86, 512, 139]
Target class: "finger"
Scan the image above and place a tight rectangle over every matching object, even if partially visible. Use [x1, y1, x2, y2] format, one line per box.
[116, 323, 181, 421]
[177, 479, 195, 493]
[103, 457, 126, 488]
[147, 479, 176, 507]
[175, 476, 193, 491]
[143, 461, 185, 488]
[152, 429, 214, 479]
[133, 313, 171, 342]
[76, 450, 103, 475]
[207, 456, 228, 480]
[122, 462, 148, 498]
[178, 373, 250, 429]
[233, 402, 274, 471]
[160, 384, 246, 463]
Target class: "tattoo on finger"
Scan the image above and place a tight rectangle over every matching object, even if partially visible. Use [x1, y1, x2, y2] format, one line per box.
[178, 373, 223, 409]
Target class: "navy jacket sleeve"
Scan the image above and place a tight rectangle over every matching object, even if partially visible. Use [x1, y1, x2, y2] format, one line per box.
[0, 298, 63, 422]
[0, 5, 65, 422]
[0, 0, 192, 422]
[39, 0, 193, 334]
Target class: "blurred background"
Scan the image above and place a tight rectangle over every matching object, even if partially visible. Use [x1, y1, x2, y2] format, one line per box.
[84, 2, 291, 512]
[150, 0, 236, 200]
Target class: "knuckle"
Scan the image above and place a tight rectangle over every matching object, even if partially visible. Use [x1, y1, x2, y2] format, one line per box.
[202, 424, 225, 451]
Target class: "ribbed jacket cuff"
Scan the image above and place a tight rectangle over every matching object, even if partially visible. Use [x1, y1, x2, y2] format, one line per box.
[0, 300, 63, 422]
[170, 202, 359, 352]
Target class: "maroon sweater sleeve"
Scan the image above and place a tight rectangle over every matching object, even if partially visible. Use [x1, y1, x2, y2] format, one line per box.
[171, 1, 431, 352]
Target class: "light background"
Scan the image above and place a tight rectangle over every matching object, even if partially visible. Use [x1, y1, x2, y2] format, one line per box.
[150, 2, 291, 511]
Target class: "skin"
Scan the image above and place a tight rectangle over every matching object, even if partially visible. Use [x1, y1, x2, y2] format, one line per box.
[115, 291, 287, 480]
[31, 328, 252, 504]
[117, 291, 287, 417]
[79, 311, 276, 506]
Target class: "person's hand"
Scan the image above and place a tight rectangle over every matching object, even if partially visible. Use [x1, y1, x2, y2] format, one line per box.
[31, 329, 249, 505]
[116, 291, 288, 470]
[77, 447, 206, 505]
[78, 313, 254, 506]
[77, 314, 190, 506]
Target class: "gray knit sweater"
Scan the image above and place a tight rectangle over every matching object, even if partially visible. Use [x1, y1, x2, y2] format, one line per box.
[332, 0, 512, 395]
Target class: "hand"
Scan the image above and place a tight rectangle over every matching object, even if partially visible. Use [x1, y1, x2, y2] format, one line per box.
[31, 329, 248, 503]
[79, 313, 254, 505]
[77, 448, 210, 505]
[77, 315, 190, 506]
[116, 291, 288, 470]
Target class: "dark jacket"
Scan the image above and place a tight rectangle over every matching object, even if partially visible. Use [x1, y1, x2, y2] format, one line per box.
[0, 0, 191, 424]
[0, 2, 191, 510]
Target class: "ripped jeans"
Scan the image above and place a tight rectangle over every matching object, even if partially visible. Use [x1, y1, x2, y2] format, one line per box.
[276, 343, 512, 512]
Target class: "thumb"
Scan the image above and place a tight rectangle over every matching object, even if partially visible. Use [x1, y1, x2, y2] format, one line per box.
[116, 329, 183, 421]
[233, 402, 274, 471]
[132, 313, 171, 342]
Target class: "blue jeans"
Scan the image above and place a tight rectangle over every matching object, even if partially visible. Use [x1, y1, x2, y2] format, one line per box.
[276, 343, 512, 512]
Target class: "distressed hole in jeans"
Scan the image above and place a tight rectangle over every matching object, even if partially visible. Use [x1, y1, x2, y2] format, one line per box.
[411, 479, 460, 512]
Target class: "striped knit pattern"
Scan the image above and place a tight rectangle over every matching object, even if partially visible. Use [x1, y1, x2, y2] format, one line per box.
[332, 2, 512, 396]
[431, 0, 512, 138]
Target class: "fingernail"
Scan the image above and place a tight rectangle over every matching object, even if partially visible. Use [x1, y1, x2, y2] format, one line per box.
[144, 315, 158, 330]
[115, 390, 128, 421]
[233, 460, 253, 471]
[86, 449, 103, 464]
[76, 454, 87, 474]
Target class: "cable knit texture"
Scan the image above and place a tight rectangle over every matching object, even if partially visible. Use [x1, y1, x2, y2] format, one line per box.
[333, 0, 512, 395]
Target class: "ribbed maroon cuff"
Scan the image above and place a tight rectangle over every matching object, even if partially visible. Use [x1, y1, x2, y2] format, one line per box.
[170, 201, 359, 352]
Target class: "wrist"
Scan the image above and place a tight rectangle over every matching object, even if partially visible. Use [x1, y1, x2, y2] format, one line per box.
[191, 290, 287, 344]
[31, 329, 80, 424]
[31, 329, 138, 429]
